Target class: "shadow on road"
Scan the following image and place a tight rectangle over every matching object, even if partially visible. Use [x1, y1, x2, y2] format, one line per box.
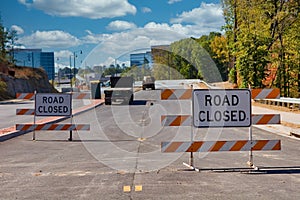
[0, 101, 33, 105]
[131, 100, 147, 105]
[34, 139, 139, 142]
[185, 166, 300, 174]
[248, 166, 300, 174]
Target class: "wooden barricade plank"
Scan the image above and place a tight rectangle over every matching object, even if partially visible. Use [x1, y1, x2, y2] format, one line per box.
[252, 114, 280, 125]
[160, 88, 280, 100]
[16, 124, 90, 131]
[71, 93, 90, 99]
[161, 140, 281, 152]
[161, 114, 281, 126]
[16, 93, 35, 100]
[16, 92, 91, 100]
[251, 88, 280, 100]
[161, 89, 192, 100]
[16, 109, 35, 115]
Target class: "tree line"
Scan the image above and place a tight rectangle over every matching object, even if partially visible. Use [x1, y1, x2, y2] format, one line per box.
[148, 1, 300, 97]
[221, 0, 300, 97]
[0, 17, 18, 64]
[150, 33, 229, 83]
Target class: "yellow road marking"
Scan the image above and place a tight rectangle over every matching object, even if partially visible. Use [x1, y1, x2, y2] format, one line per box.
[135, 185, 142, 192]
[123, 186, 131, 192]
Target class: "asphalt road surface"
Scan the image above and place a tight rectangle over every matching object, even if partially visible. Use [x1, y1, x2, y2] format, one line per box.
[1, 90, 299, 199]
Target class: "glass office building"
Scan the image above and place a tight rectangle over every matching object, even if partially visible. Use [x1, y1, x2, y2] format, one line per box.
[12, 49, 55, 80]
[130, 51, 152, 67]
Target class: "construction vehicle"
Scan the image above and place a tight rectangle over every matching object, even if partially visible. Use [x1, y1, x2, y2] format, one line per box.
[104, 77, 134, 105]
[142, 76, 155, 90]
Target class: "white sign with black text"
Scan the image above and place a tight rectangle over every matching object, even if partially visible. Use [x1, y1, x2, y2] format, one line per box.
[35, 93, 72, 116]
[193, 89, 251, 127]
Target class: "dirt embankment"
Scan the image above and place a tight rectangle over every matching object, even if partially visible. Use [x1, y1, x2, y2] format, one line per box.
[0, 65, 57, 100]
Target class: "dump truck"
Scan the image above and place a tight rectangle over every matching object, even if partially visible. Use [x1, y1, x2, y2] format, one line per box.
[104, 76, 134, 105]
[142, 76, 155, 90]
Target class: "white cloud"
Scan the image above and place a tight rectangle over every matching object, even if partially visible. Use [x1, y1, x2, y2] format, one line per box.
[168, 0, 182, 4]
[19, 30, 80, 48]
[106, 20, 137, 31]
[18, 0, 136, 19]
[170, 3, 224, 30]
[144, 22, 189, 35]
[54, 50, 73, 58]
[82, 26, 187, 67]
[10, 25, 24, 35]
[141, 7, 152, 13]
[81, 11, 224, 68]
[82, 30, 112, 44]
[142, 22, 216, 38]
[55, 62, 70, 72]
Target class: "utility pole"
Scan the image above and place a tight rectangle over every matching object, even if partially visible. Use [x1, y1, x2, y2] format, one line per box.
[73, 50, 82, 88]
[31, 52, 34, 69]
[69, 55, 72, 89]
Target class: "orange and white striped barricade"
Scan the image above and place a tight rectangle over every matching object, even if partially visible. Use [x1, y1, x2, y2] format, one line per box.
[71, 92, 90, 99]
[249, 88, 281, 166]
[161, 115, 191, 126]
[16, 109, 35, 115]
[16, 93, 35, 100]
[161, 88, 280, 100]
[252, 114, 280, 125]
[15, 92, 91, 141]
[161, 140, 281, 153]
[161, 89, 192, 100]
[161, 114, 281, 126]
[251, 88, 280, 100]
[16, 124, 90, 131]
[160, 88, 282, 170]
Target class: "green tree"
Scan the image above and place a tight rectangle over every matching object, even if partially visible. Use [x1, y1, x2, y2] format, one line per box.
[151, 37, 225, 82]
[194, 32, 228, 81]
[221, 0, 300, 96]
[7, 29, 18, 63]
[221, 0, 238, 84]
[0, 16, 8, 63]
[210, 35, 229, 81]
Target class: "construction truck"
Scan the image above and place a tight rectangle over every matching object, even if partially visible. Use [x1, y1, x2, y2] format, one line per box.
[104, 76, 134, 105]
[142, 76, 155, 90]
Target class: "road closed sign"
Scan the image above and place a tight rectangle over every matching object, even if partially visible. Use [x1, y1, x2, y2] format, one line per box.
[193, 89, 251, 127]
[35, 93, 72, 116]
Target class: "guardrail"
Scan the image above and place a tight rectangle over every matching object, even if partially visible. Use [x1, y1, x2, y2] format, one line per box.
[255, 97, 300, 110]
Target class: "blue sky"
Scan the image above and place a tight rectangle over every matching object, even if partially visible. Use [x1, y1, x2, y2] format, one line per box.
[1, 0, 224, 70]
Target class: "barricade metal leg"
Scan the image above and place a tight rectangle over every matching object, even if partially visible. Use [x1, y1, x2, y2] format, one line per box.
[69, 131, 73, 141]
[33, 90, 37, 141]
[69, 112, 73, 141]
[190, 116, 194, 167]
[248, 126, 253, 166]
[33, 114, 36, 141]
[183, 86, 199, 171]
[247, 126, 259, 170]
[190, 86, 194, 167]
[190, 152, 193, 166]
